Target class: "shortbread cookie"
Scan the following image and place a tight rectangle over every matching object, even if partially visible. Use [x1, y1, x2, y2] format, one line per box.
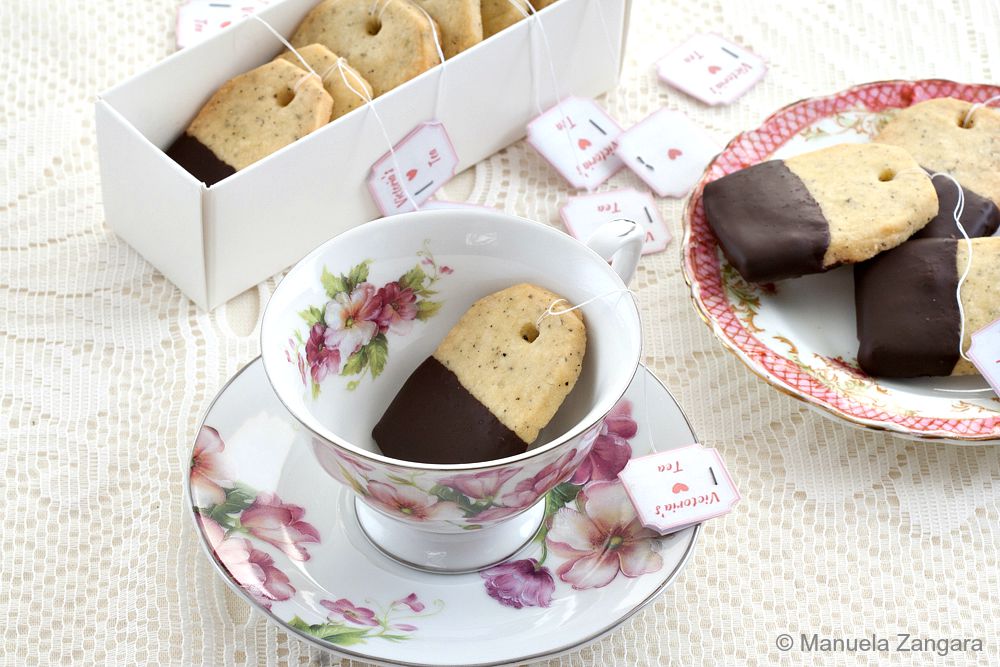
[912, 172, 1000, 239]
[703, 143, 938, 283]
[373, 283, 586, 464]
[875, 97, 1000, 208]
[855, 237, 1000, 377]
[531, 0, 560, 8]
[166, 59, 332, 185]
[412, 0, 482, 58]
[482, 0, 529, 39]
[291, 0, 441, 97]
[275, 44, 372, 121]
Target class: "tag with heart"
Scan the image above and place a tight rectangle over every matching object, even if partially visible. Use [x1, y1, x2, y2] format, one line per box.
[618, 443, 740, 535]
[655, 33, 766, 106]
[367, 121, 459, 216]
[175, 0, 273, 49]
[966, 317, 1000, 396]
[616, 108, 719, 198]
[526, 96, 625, 191]
[560, 188, 671, 255]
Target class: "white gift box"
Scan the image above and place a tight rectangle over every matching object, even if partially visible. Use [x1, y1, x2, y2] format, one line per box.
[96, 0, 632, 309]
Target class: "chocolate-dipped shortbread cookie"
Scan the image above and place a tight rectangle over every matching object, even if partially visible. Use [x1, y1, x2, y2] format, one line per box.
[373, 284, 586, 464]
[855, 237, 1000, 377]
[875, 97, 1000, 208]
[912, 171, 1000, 239]
[703, 143, 938, 283]
[166, 60, 332, 185]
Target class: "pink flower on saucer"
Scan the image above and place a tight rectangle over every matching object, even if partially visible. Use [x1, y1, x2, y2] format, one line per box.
[324, 283, 382, 359]
[392, 593, 425, 612]
[375, 281, 418, 335]
[438, 467, 520, 502]
[305, 323, 341, 383]
[480, 558, 555, 609]
[190, 426, 230, 507]
[321, 598, 379, 626]
[502, 449, 579, 509]
[239, 493, 320, 562]
[546, 481, 662, 590]
[199, 515, 294, 609]
[570, 401, 636, 485]
[366, 481, 462, 521]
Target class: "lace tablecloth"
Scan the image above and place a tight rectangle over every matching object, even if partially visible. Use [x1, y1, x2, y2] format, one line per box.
[3, 0, 1000, 664]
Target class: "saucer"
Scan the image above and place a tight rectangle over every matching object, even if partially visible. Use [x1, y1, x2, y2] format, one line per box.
[187, 358, 700, 666]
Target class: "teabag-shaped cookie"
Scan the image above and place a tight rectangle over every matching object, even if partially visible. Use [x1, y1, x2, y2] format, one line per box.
[703, 143, 938, 283]
[855, 237, 1000, 377]
[373, 284, 586, 464]
[412, 0, 483, 58]
[911, 171, 1000, 239]
[291, 0, 441, 97]
[875, 98, 1000, 208]
[166, 60, 332, 185]
[274, 44, 373, 121]
[481, 0, 530, 38]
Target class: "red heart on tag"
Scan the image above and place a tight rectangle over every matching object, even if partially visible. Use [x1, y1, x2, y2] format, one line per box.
[578, 138, 592, 150]
[708, 65, 721, 74]
[668, 148, 683, 160]
[220, 21, 232, 28]
[672, 482, 689, 494]
[406, 169, 418, 181]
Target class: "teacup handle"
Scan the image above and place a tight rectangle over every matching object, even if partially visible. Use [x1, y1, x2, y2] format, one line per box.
[585, 218, 644, 285]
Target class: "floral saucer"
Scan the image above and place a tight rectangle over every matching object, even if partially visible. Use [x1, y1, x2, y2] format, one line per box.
[187, 359, 700, 665]
[682, 79, 1000, 442]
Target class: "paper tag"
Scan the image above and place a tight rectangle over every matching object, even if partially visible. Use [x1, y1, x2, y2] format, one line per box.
[966, 317, 1000, 395]
[616, 110, 719, 198]
[560, 189, 670, 254]
[367, 122, 459, 216]
[526, 97, 625, 191]
[656, 34, 766, 106]
[176, 1, 273, 49]
[618, 444, 740, 534]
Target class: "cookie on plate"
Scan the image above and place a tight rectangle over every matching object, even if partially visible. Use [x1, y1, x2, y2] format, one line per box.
[275, 44, 373, 121]
[912, 172, 1000, 240]
[166, 59, 332, 185]
[703, 142, 938, 283]
[855, 237, 1000, 377]
[291, 0, 441, 97]
[481, 0, 530, 39]
[875, 97, 1000, 208]
[373, 283, 586, 464]
[412, 0, 483, 58]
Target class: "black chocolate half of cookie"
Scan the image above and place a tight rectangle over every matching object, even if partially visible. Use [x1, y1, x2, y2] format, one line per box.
[165, 133, 236, 186]
[854, 239, 960, 378]
[912, 172, 1000, 239]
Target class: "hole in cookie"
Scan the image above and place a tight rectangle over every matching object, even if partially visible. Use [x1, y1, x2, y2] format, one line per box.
[275, 88, 294, 107]
[520, 323, 539, 343]
[878, 169, 894, 182]
[366, 16, 382, 35]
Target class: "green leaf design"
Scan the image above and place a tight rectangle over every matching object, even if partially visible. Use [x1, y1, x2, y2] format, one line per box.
[398, 265, 427, 290]
[299, 305, 325, 327]
[551, 482, 581, 506]
[345, 260, 372, 292]
[341, 349, 366, 376]
[287, 617, 373, 646]
[205, 484, 256, 523]
[415, 300, 442, 321]
[311, 381, 321, 400]
[321, 268, 347, 299]
[366, 334, 389, 379]
[346, 380, 361, 391]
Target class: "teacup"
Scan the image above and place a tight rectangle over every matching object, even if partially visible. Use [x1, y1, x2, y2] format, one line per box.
[260, 209, 643, 571]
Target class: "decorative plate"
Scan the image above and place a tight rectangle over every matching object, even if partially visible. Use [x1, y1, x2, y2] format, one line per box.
[187, 359, 700, 666]
[682, 79, 1000, 442]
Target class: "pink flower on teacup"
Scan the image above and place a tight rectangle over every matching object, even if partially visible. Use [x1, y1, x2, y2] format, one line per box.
[438, 467, 521, 502]
[199, 515, 295, 609]
[239, 493, 321, 562]
[502, 449, 579, 509]
[305, 323, 341, 383]
[570, 401, 636, 485]
[366, 481, 462, 521]
[324, 283, 382, 358]
[375, 281, 418, 335]
[480, 558, 555, 609]
[190, 426, 230, 507]
[335, 449, 375, 474]
[321, 598, 379, 626]
[546, 481, 662, 590]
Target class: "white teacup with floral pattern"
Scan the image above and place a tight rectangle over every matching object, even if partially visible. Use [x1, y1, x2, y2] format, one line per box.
[261, 210, 643, 572]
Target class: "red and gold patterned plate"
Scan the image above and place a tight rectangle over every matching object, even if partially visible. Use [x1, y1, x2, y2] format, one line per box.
[682, 79, 1000, 442]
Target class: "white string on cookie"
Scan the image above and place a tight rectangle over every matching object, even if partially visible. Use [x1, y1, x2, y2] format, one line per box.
[249, 15, 321, 93]
[961, 94, 1000, 128]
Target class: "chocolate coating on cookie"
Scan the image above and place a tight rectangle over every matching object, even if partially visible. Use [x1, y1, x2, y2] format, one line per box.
[373, 357, 528, 464]
[854, 239, 960, 377]
[703, 160, 830, 283]
[913, 173, 1000, 239]
[165, 133, 236, 186]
